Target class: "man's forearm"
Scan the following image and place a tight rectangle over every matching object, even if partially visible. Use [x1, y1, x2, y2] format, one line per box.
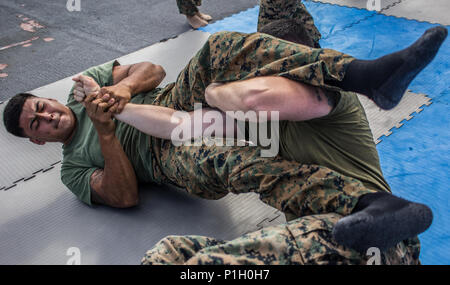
[115, 104, 237, 141]
[116, 62, 166, 96]
[98, 133, 138, 207]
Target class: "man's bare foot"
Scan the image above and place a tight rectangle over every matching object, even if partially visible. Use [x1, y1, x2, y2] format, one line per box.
[197, 11, 212, 21]
[187, 14, 208, 29]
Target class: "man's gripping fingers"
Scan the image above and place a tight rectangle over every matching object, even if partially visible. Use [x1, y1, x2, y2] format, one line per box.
[72, 74, 81, 82]
[96, 97, 116, 113]
[73, 82, 86, 102]
[85, 92, 99, 103]
[109, 102, 119, 114]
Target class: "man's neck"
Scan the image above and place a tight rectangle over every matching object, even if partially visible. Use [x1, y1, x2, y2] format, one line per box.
[62, 109, 78, 145]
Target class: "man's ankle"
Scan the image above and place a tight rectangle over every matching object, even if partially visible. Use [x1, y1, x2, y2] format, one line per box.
[353, 192, 391, 213]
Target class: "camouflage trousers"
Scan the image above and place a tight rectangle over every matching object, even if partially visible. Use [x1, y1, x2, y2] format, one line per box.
[176, 0, 202, 16]
[151, 31, 369, 220]
[156, 31, 353, 112]
[258, 0, 322, 47]
[141, 213, 421, 265]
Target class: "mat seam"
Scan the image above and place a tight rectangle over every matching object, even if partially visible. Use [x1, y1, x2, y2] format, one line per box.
[309, 0, 449, 27]
[308, 0, 405, 40]
[376, 92, 433, 144]
[1, 160, 61, 191]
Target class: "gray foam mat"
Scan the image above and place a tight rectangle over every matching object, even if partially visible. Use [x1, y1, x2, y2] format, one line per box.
[0, 163, 284, 265]
[311, 0, 401, 10]
[357, 91, 433, 144]
[381, 0, 450, 25]
[312, 0, 450, 25]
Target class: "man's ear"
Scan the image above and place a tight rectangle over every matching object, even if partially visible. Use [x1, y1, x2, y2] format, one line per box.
[29, 138, 46, 145]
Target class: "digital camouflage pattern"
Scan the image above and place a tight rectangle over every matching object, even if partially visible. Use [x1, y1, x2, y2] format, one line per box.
[148, 31, 369, 220]
[153, 138, 375, 220]
[141, 213, 421, 265]
[176, 0, 202, 16]
[154, 31, 353, 113]
[258, 0, 322, 47]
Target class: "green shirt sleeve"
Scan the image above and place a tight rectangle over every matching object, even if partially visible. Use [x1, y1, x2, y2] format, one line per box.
[61, 163, 98, 206]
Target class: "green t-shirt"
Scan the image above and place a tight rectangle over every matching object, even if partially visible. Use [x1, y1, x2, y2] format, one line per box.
[61, 61, 161, 205]
[279, 91, 391, 193]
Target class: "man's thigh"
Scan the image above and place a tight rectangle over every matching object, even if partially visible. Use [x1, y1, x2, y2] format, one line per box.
[157, 138, 375, 218]
[166, 31, 352, 112]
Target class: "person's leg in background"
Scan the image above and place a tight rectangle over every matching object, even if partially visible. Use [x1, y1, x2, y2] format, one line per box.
[141, 213, 421, 265]
[257, 0, 321, 47]
[140, 235, 223, 265]
[176, 0, 212, 29]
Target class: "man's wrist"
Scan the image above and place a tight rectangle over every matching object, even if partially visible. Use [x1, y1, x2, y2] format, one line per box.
[116, 82, 134, 97]
[97, 131, 116, 142]
[94, 122, 116, 141]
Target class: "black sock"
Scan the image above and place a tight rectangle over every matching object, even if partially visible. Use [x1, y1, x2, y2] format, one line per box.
[332, 192, 433, 253]
[334, 56, 404, 99]
[332, 26, 447, 110]
[352, 192, 408, 214]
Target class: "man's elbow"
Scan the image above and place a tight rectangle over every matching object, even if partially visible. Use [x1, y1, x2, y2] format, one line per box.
[111, 195, 139, 208]
[117, 197, 139, 208]
[154, 64, 166, 82]
[144, 62, 166, 82]
[104, 186, 139, 208]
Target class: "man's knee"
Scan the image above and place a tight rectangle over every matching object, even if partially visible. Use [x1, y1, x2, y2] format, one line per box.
[259, 19, 317, 47]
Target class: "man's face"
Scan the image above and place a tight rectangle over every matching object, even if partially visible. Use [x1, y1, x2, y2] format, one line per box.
[19, 97, 76, 144]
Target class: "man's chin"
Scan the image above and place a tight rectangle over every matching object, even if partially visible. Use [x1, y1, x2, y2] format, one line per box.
[58, 114, 68, 130]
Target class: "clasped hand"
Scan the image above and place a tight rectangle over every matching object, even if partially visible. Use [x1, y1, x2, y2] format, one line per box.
[72, 74, 131, 136]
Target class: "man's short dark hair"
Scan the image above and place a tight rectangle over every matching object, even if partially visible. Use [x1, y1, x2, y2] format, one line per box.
[2, 93, 36, 138]
[259, 19, 318, 48]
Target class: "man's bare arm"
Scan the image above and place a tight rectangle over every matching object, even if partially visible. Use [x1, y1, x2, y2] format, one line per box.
[112, 62, 166, 92]
[205, 76, 335, 121]
[90, 135, 139, 208]
[100, 62, 166, 113]
[83, 92, 139, 208]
